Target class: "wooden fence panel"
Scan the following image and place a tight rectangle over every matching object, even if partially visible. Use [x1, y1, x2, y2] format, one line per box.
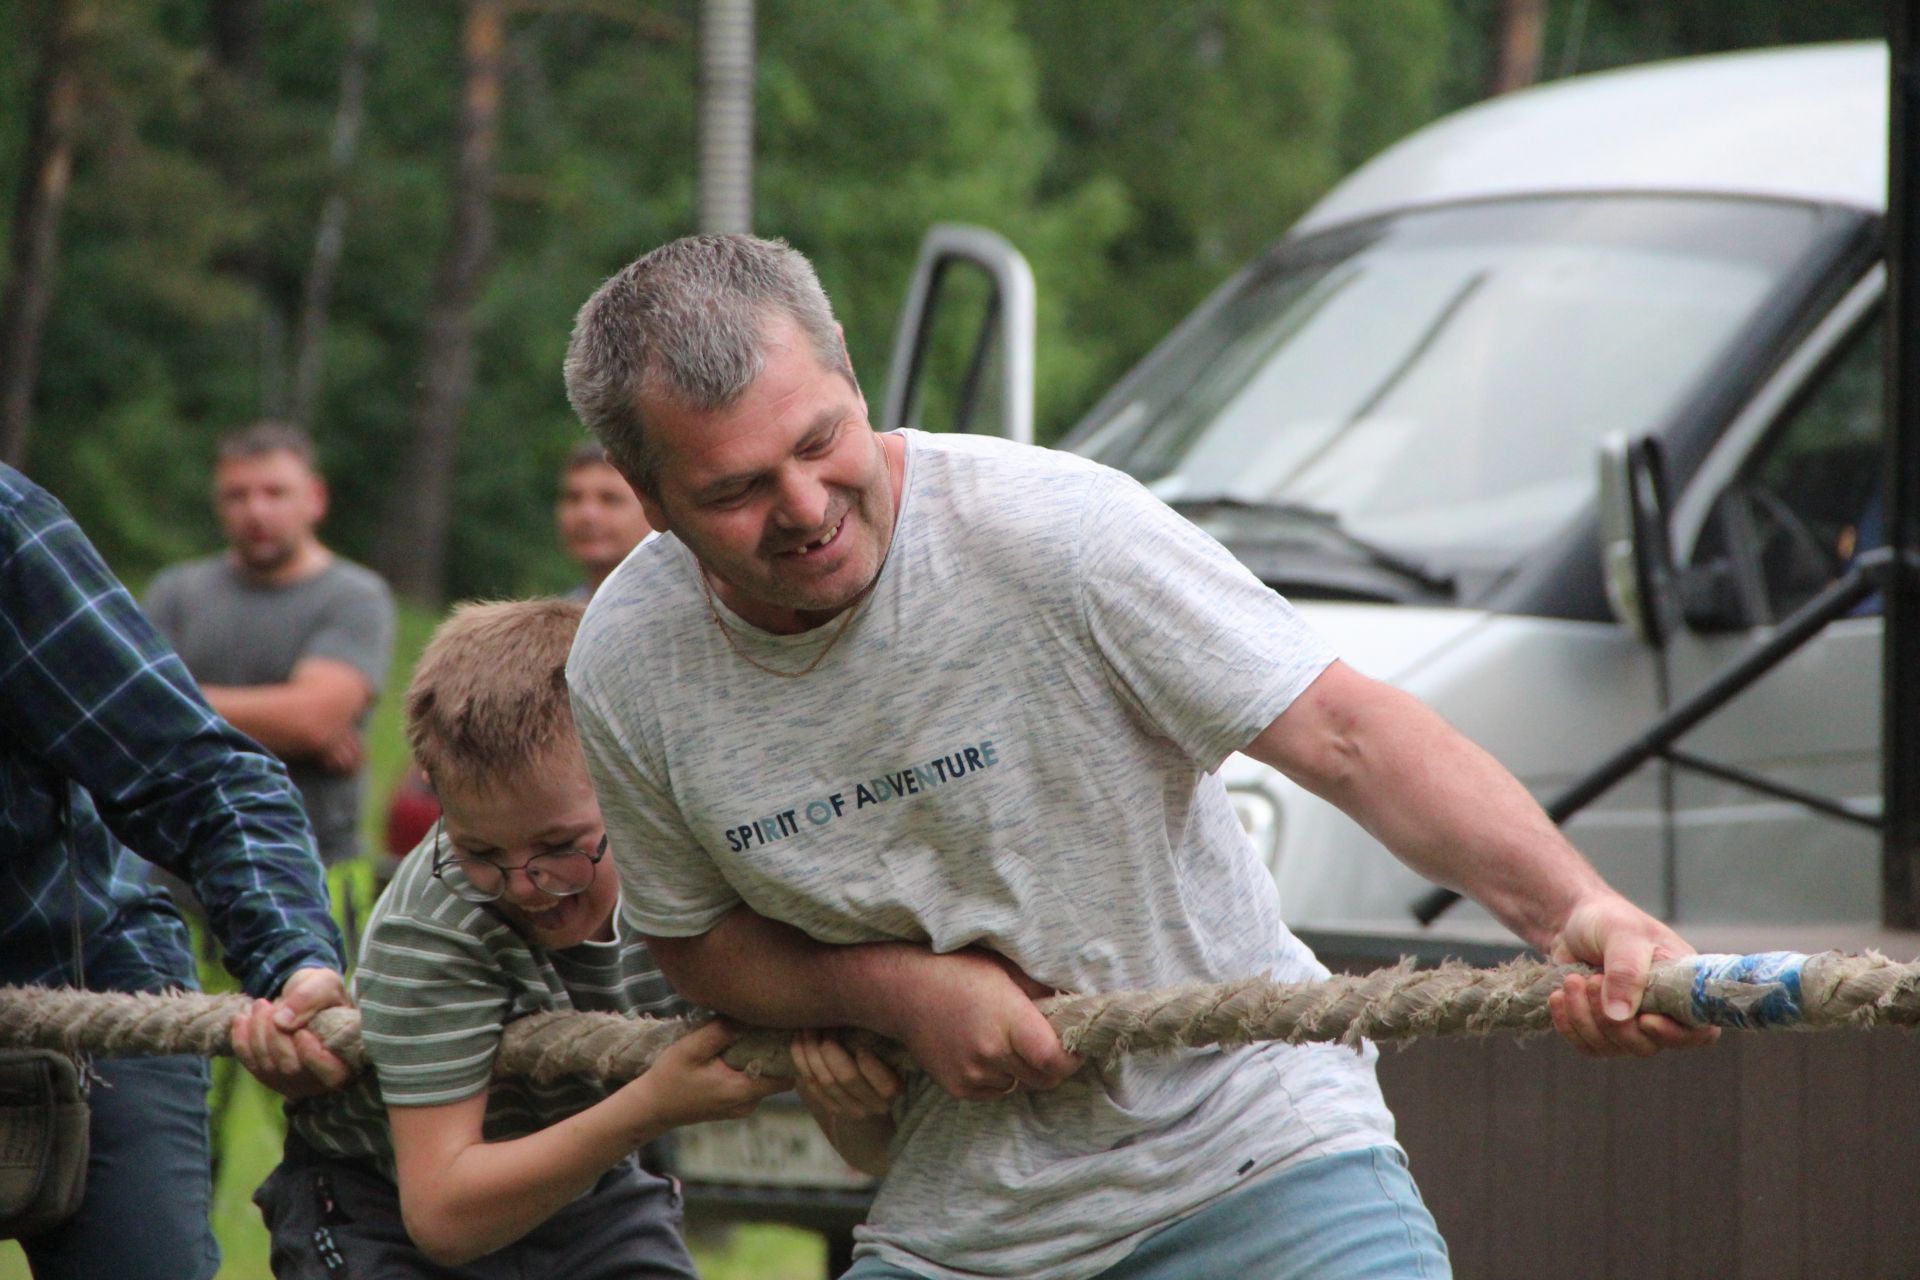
[1868, 1033, 1920, 1276]
[1737, 1033, 1805, 1277]
[1485, 1043, 1555, 1276]
[1543, 1049, 1609, 1280]
[1801, 1034, 1874, 1277]
[1381, 1038, 1493, 1278]
[1306, 930, 1920, 1280]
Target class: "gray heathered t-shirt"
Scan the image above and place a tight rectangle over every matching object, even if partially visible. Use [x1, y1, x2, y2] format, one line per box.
[569, 431, 1397, 1280]
[146, 556, 394, 865]
[290, 831, 687, 1180]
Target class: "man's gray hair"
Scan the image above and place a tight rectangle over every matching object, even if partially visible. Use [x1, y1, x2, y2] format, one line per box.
[563, 235, 853, 495]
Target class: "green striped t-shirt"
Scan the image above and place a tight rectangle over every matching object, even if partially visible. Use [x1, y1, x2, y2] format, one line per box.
[291, 830, 687, 1179]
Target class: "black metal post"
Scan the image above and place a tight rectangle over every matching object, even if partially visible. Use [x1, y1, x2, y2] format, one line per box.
[1543, 563, 1885, 825]
[1883, 1, 1920, 929]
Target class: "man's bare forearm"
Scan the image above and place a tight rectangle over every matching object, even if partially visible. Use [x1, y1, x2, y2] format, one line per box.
[1347, 698, 1608, 949]
[644, 907, 928, 1039]
[1248, 662, 1610, 951]
[202, 659, 371, 759]
[649, 908, 1083, 1099]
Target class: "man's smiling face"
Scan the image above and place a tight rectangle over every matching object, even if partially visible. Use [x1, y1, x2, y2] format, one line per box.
[636, 313, 899, 634]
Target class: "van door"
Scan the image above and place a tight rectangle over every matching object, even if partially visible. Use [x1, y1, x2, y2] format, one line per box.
[1663, 285, 1884, 923]
[879, 224, 1036, 442]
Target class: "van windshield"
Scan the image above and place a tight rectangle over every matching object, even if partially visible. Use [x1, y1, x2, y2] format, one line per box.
[1064, 197, 1832, 580]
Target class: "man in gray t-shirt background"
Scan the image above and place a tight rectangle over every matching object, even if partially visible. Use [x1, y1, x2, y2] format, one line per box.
[147, 422, 395, 869]
[561, 235, 1716, 1280]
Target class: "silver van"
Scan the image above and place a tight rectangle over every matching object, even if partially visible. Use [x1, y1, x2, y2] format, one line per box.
[888, 41, 1890, 930]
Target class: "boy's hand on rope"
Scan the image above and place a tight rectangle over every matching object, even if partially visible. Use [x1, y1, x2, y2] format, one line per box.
[231, 966, 356, 1098]
[893, 948, 1081, 1102]
[790, 1029, 899, 1121]
[631, 1020, 787, 1129]
[1547, 895, 1721, 1058]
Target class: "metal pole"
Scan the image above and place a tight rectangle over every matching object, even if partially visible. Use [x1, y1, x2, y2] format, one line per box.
[697, 0, 754, 234]
[1884, 2, 1920, 929]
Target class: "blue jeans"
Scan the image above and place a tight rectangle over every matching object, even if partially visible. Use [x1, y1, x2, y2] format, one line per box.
[21, 1055, 219, 1280]
[843, 1146, 1449, 1280]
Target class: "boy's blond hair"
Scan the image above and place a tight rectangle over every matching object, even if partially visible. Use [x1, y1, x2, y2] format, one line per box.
[405, 599, 586, 795]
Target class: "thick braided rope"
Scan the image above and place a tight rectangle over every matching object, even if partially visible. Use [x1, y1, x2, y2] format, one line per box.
[4, 951, 1915, 1084]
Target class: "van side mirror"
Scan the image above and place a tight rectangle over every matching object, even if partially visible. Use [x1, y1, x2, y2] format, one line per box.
[1597, 432, 1677, 647]
[1674, 556, 1751, 632]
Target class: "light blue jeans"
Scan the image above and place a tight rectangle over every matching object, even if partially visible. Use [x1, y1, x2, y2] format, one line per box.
[842, 1146, 1450, 1280]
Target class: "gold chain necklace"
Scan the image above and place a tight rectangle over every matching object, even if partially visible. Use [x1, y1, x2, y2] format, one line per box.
[699, 567, 865, 679]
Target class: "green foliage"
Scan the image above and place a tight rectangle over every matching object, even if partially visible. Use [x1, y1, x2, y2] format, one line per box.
[360, 598, 442, 841]
[1554, 0, 1882, 77]
[0, 0, 1450, 586]
[1014, 0, 1453, 425]
[4, 0, 1881, 598]
[1443, 0, 1883, 108]
[755, 0, 1128, 444]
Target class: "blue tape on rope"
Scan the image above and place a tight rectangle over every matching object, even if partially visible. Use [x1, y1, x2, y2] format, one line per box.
[1689, 951, 1809, 1029]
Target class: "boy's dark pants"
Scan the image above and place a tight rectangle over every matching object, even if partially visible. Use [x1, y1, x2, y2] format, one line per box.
[255, 1135, 698, 1279]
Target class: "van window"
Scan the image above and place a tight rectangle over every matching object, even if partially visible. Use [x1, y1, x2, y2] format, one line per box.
[1066, 197, 1833, 580]
[1691, 313, 1883, 623]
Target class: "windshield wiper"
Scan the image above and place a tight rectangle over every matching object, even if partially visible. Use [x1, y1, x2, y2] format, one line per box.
[1167, 496, 1456, 596]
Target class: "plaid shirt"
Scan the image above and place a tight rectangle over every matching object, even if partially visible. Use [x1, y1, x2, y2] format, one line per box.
[0, 465, 344, 996]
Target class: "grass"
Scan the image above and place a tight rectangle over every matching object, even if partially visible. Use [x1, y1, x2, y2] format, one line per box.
[0, 602, 826, 1279]
[361, 602, 442, 854]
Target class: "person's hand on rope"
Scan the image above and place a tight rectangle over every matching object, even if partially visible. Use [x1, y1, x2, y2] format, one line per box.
[1547, 894, 1721, 1058]
[231, 965, 355, 1098]
[627, 1019, 787, 1129]
[790, 1028, 900, 1121]
[790, 1028, 900, 1177]
[892, 947, 1081, 1102]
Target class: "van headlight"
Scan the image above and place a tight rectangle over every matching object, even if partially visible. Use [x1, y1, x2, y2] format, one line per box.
[1227, 786, 1282, 869]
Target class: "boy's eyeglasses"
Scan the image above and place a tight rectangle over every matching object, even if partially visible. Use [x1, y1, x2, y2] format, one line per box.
[429, 819, 609, 904]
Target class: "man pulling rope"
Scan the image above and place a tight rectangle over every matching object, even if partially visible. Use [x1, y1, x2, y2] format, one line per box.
[547, 233, 1716, 1280]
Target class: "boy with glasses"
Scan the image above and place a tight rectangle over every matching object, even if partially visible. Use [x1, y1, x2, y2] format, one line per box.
[241, 599, 896, 1276]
